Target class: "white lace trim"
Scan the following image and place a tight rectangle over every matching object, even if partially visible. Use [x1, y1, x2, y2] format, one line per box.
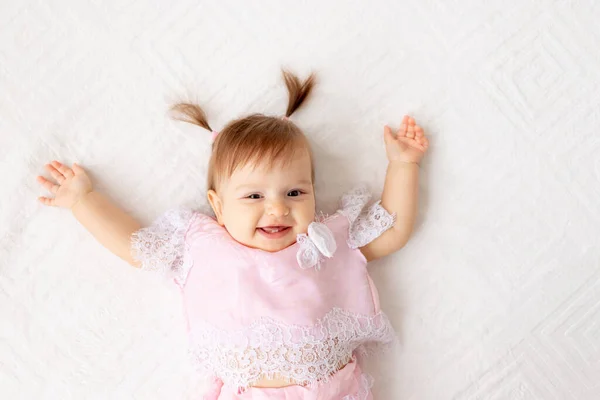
[188, 308, 395, 389]
[340, 186, 373, 223]
[340, 186, 396, 249]
[130, 208, 196, 284]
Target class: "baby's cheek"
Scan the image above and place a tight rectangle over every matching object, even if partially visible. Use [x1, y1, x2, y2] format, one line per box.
[224, 207, 252, 233]
[297, 207, 315, 231]
[224, 220, 253, 246]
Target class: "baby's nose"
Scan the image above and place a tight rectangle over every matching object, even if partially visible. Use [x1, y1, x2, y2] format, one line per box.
[266, 201, 290, 217]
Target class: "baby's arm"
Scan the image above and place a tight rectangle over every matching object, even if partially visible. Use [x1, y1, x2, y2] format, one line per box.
[71, 191, 142, 267]
[37, 161, 142, 267]
[359, 115, 429, 262]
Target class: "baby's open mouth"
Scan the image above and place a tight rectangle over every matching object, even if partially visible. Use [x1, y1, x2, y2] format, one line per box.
[257, 226, 291, 239]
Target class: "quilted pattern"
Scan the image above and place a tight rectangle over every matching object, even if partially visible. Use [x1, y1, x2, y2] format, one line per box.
[2, 0, 599, 399]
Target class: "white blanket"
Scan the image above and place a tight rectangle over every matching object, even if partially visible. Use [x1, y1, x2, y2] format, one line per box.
[2, 0, 599, 398]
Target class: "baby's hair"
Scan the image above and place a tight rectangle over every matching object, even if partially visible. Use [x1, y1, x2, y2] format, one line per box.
[170, 69, 316, 191]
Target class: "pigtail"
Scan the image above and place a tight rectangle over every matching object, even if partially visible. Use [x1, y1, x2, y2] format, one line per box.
[170, 103, 213, 132]
[282, 69, 316, 117]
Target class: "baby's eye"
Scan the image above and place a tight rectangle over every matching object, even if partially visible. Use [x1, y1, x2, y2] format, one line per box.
[287, 189, 303, 197]
[246, 194, 262, 199]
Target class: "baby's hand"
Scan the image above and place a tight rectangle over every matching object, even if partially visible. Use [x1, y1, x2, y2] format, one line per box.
[384, 115, 430, 165]
[36, 161, 93, 209]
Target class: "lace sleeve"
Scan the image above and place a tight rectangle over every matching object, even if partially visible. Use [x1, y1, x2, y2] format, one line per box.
[340, 186, 396, 249]
[130, 207, 196, 283]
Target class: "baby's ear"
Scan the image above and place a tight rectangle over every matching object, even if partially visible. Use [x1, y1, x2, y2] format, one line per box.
[207, 190, 225, 226]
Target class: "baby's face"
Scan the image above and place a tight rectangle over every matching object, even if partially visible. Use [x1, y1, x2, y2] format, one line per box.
[208, 150, 315, 252]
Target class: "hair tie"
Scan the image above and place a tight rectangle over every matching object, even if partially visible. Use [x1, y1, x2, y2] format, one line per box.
[282, 116, 289, 121]
[211, 130, 219, 142]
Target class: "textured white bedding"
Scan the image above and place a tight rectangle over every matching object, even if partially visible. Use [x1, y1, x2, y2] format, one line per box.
[2, 0, 600, 399]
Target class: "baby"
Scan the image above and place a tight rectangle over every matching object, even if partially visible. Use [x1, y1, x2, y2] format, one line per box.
[36, 70, 429, 399]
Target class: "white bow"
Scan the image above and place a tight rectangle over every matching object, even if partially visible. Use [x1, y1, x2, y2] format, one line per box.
[296, 222, 337, 270]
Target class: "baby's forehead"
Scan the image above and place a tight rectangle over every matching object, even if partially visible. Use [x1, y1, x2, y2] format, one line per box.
[222, 157, 311, 189]
[238, 149, 311, 174]
[234, 161, 310, 181]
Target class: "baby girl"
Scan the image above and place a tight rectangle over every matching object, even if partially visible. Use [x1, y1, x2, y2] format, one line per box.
[36, 70, 429, 399]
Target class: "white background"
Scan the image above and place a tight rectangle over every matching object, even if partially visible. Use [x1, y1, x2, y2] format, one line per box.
[1, 0, 599, 399]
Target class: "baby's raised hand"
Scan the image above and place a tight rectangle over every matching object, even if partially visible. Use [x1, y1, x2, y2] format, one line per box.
[384, 115, 429, 165]
[36, 161, 93, 209]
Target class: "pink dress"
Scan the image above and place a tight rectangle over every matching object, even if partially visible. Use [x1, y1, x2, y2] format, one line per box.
[131, 186, 397, 399]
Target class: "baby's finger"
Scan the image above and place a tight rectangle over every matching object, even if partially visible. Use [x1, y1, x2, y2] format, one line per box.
[406, 123, 415, 139]
[72, 162, 87, 176]
[37, 176, 59, 194]
[51, 160, 74, 179]
[45, 164, 65, 184]
[415, 125, 424, 137]
[397, 118, 408, 136]
[399, 115, 409, 132]
[38, 196, 56, 206]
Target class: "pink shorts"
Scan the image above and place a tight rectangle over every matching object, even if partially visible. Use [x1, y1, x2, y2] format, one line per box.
[203, 359, 374, 399]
